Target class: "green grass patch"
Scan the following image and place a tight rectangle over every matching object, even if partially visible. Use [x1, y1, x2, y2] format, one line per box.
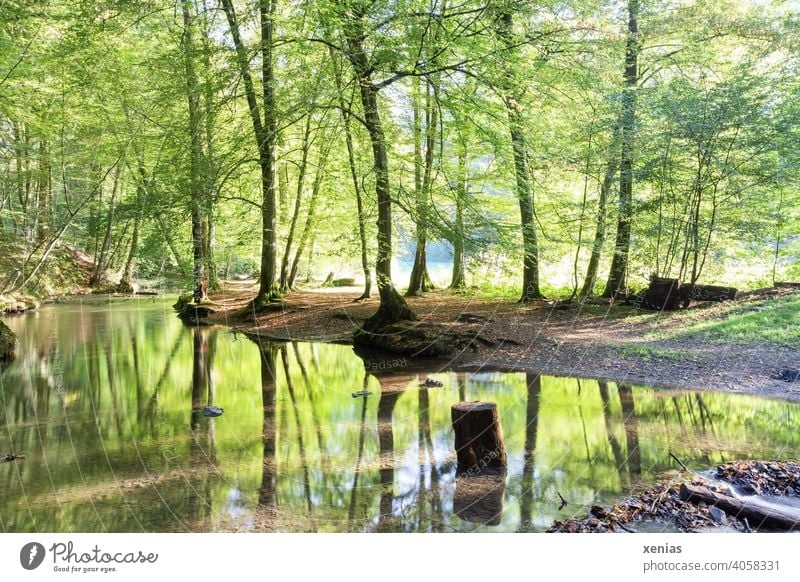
[618, 343, 707, 363]
[657, 293, 800, 348]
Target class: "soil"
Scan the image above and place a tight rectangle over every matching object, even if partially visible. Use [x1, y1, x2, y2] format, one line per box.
[207, 281, 800, 402]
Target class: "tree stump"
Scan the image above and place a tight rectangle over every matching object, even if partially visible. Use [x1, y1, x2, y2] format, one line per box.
[451, 401, 507, 475]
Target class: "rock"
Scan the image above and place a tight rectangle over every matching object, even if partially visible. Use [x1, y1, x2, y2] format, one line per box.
[201, 405, 224, 417]
[0, 319, 17, 361]
[708, 506, 727, 524]
[420, 377, 443, 388]
[455, 313, 495, 324]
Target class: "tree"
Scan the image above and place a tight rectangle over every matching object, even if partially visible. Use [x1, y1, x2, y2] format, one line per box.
[220, 0, 280, 311]
[603, 0, 640, 299]
[338, 2, 416, 330]
[493, 4, 543, 302]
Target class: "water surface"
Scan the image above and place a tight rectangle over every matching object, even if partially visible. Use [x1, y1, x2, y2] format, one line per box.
[1, 298, 798, 532]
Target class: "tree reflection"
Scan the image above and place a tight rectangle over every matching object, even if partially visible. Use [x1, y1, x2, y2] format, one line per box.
[258, 343, 279, 511]
[519, 373, 541, 530]
[376, 387, 401, 532]
[618, 384, 641, 477]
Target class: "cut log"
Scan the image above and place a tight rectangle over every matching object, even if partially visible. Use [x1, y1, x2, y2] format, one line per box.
[454, 470, 506, 525]
[689, 284, 737, 302]
[775, 282, 800, 289]
[451, 401, 507, 475]
[679, 483, 800, 531]
[641, 277, 691, 310]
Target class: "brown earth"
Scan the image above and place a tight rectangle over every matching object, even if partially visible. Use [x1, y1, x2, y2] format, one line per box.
[207, 281, 800, 402]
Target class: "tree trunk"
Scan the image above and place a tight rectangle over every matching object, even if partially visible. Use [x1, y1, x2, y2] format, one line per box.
[287, 138, 328, 289]
[200, 0, 219, 291]
[90, 163, 122, 287]
[329, 49, 371, 300]
[679, 484, 800, 531]
[603, 0, 640, 298]
[280, 115, 312, 292]
[221, 0, 279, 310]
[182, 0, 208, 302]
[120, 212, 140, 290]
[450, 139, 468, 289]
[35, 137, 51, 242]
[407, 77, 436, 296]
[580, 130, 619, 298]
[344, 18, 415, 330]
[495, 11, 542, 302]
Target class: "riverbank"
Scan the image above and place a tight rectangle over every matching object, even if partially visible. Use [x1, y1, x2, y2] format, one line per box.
[207, 281, 800, 402]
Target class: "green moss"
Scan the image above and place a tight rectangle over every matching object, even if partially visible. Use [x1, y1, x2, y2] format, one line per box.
[0, 319, 17, 361]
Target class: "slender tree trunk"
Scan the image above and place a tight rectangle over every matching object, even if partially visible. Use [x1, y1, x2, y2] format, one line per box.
[407, 78, 436, 296]
[91, 163, 122, 287]
[36, 137, 51, 242]
[120, 213, 140, 290]
[450, 138, 468, 289]
[580, 132, 619, 298]
[280, 115, 312, 292]
[221, 0, 279, 310]
[288, 139, 329, 289]
[200, 0, 219, 291]
[495, 11, 542, 302]
[344, 17, 415, 330]
[330, 51, 371, 300]
[603, 0, 640, 298]
[182, 0, 208, 302]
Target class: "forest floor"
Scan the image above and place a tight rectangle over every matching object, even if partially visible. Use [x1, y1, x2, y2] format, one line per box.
[210, 281, 800, 400]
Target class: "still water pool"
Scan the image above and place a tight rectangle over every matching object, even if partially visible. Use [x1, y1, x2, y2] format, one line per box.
[1, 298, 798, 532]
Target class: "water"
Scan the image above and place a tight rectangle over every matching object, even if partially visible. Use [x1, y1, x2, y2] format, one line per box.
[1, 298, 798, 533]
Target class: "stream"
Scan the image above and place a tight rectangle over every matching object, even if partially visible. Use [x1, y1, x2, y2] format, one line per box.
[1, 297, 799, 532]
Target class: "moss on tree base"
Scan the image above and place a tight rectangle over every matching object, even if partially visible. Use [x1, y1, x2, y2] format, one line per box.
[173, 293, 216, 325]
[0, 320, 17, 361]
[353, 320, 496, 357]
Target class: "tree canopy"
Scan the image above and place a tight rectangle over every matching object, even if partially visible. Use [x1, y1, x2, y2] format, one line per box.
[1, 0, 798, 317]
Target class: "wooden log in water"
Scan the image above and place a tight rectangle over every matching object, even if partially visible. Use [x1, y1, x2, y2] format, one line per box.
[679, 483, 800, 531]
[689, 284, 737, 302]
[451, 401, 507, 474]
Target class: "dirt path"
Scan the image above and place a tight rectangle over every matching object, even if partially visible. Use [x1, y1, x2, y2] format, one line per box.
[209, 281, 800, 402]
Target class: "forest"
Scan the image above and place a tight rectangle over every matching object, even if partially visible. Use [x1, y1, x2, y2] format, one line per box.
[3, 0, 800, 539]
[1, 0, 798, 323]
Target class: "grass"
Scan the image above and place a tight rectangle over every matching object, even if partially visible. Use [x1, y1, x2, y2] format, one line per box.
[650, 292, 800, 348]
[618, 343, 708, 363]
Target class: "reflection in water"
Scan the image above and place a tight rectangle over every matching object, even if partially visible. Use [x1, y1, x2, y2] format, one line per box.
[1, 298, 800, 532]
